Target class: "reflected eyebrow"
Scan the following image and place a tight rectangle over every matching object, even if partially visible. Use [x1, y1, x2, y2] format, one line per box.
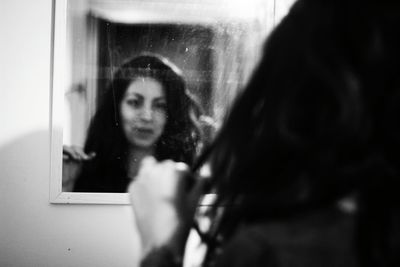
[126, 93, 143, 99]
[154, 97, 166, 102]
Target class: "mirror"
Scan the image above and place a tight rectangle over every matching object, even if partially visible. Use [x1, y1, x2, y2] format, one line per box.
[50, 0, 273, 204]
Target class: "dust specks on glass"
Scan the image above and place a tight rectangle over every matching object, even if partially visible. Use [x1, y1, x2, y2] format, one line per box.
[51, 0, 272, 203]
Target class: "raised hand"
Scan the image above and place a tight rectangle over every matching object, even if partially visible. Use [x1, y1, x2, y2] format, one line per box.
[63, 145, 96, 162]
[129, 156, 205, 260]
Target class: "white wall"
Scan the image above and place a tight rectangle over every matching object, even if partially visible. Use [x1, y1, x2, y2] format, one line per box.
[0, 0, 140, 266]
[0, 0, 296, 266]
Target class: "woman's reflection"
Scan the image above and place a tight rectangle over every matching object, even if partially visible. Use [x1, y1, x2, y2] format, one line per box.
[63, 54, 204, 192]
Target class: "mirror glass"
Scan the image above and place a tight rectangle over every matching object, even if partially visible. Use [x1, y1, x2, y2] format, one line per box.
[51, 0, 274, 203]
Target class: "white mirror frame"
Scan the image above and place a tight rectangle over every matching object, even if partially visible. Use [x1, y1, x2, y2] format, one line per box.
[50, 0, 132, 204]
[49, 0, 274, 204]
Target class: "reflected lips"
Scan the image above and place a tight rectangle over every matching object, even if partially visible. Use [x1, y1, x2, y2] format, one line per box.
[135, 128, 154, 139]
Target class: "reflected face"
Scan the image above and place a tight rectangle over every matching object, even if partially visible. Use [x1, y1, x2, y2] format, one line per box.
[120, 77, 167, 149]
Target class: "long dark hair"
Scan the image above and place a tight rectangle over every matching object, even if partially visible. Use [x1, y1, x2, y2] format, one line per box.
[200, 0, 400, 265]
[74, 54, 203, 192]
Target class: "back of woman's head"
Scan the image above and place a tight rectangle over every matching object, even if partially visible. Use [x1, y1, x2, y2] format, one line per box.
[211, 0, 400, 206]
[208, 0, 400, 264]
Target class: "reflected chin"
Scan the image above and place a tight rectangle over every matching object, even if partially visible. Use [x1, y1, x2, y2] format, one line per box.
[130, 137, 158, 150]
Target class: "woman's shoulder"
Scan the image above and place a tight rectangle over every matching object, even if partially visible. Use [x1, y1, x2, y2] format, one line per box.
[214, 208, 357, 267]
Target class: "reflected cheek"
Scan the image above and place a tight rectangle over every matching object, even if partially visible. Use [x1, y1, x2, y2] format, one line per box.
[120, 109, 139, 134]
[154, 113, 167, 135]
[121, 119, 135, 140]
[120, 106, 139, 123]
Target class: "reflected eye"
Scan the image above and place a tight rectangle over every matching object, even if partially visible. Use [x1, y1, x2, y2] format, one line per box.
[126, 98, 141, 108]
[154, 101, 167, 111]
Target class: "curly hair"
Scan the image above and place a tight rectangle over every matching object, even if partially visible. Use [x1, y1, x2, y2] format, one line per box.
[199, 0, 400, 266]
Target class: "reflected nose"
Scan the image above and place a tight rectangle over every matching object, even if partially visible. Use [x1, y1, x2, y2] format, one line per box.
[139, 105, 153, 121]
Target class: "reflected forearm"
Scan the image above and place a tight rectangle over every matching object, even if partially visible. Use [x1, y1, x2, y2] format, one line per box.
[140, 246, 182, 267]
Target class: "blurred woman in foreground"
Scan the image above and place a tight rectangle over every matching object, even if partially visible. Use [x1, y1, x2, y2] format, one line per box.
[130, 0, 400, 266]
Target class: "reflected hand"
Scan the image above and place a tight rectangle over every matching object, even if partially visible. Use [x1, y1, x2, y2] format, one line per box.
[63, 145, 96, 162]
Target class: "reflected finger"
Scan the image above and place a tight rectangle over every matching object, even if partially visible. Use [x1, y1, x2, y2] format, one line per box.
[175, 162, 189, 172]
